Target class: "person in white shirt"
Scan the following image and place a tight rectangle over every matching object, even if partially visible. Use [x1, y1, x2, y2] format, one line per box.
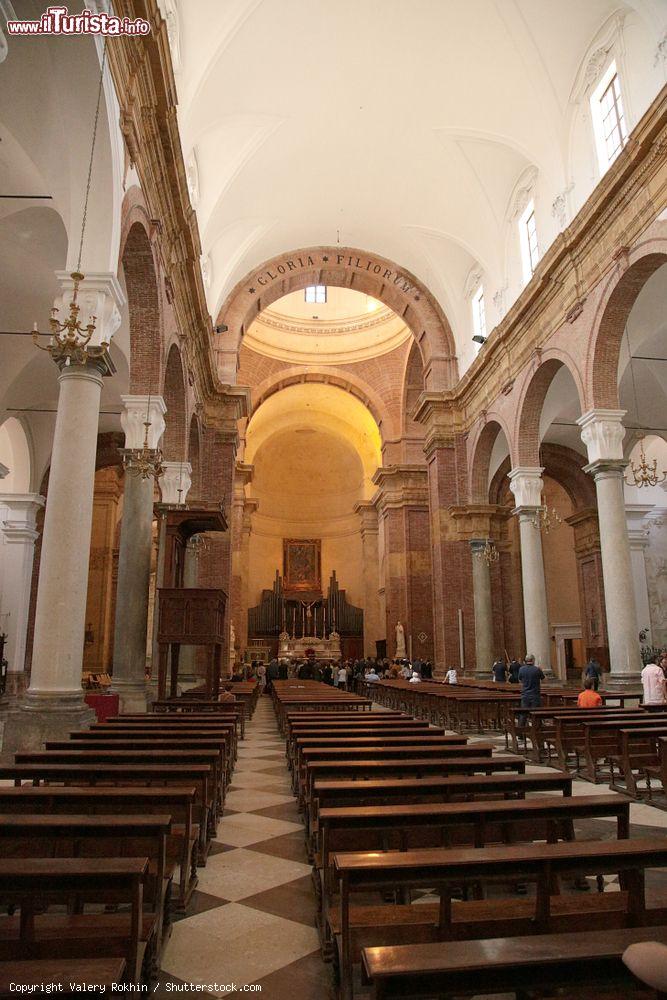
[408, 670, 421, 683]
[445, 667, 458, 685]
[641, 660, 666, 705]
[337, 665, 348, 690]
[365, 669, 380, 682]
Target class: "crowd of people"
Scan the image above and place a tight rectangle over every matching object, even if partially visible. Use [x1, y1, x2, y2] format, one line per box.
[229, 647, 667, 710]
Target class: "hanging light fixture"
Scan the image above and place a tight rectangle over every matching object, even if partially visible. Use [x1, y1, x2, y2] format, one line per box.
[625, 435, 666, 488]
[622, 324, 666, 488]
[531, 448, 563, 534]
[33, 41, 109, 367]
[474, 539, 499, 565]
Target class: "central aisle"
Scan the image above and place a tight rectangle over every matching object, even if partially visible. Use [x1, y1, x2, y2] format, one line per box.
[159, 696, 333, 998]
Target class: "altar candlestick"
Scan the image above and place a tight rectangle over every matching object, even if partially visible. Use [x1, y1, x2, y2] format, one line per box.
[292, 607, 295, 639]
[302, 605, 305, 637]
[323, 606, 327, 639]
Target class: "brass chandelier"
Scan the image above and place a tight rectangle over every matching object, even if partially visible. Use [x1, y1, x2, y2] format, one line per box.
[622, 324, 666, 488]
[477, 539, 500, 565]
[33, 41, 109, 368]
[122, 397, 164, 482]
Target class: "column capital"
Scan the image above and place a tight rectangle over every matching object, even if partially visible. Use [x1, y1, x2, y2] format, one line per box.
[54, 270, 125, 349]
[202, 385, 251, 430]
[508, 467, 544, 510]
[449, 503, 511, 541]
[583, 458, 628, 480]
[625, 504, 653, 549]
[577, 408, 626, 463]
[371, 465, 429, 516]
[160, 461, 192, 505]
[120, 394, 166, 450]
[354, 502, 379, 536]
[0, 493, 44, 543]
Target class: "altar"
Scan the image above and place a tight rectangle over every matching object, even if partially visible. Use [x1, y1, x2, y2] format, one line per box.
[278, 631, 342, 661]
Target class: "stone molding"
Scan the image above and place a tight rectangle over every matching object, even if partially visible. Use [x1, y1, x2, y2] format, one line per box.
[508, 467, 545, 510]
[120, 394, 167, 450]
[448, 503, 512, 542]
[371, 466, 429, 516]
[578, 408, 627, 463]
[160, 461, 192, 504]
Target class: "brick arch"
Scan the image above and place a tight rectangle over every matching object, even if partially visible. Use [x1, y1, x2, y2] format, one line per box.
[250, 366, 395, 442]
[120, 218, 162, 394]
[162, 344, 187, 461]
[188, 415, 202, 500]
[489, 443, 595, 511]
[215, 246, 458, 390]
[468, 417, 513, 503]
[515, 357, 585, 466]
[588, 245, 667, 408]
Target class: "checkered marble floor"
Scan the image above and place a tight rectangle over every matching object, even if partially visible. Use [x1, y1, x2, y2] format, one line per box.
[153, 704, 667, 998]
[155, 697, 334, 998]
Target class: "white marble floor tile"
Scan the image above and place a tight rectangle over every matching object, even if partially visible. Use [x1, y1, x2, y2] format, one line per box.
[224, 787, 295, 813]
[195, 846, 311, 899]
[215, 811, 303, 848]
[162, 901, 319, 987]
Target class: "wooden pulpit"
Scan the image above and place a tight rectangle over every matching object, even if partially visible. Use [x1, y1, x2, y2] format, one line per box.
[155, 504, 228, 700]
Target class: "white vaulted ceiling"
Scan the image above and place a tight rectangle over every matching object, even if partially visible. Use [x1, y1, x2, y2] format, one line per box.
[161, 0, 666, 367]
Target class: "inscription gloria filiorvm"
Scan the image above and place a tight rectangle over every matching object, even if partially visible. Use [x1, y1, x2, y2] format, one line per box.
[246, 252, 421, 301]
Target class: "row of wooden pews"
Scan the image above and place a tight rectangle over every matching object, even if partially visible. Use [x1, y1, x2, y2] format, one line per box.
[509, 702, 667, 801]
[0, 694, 245, 992]
[275, 679, 667, 999]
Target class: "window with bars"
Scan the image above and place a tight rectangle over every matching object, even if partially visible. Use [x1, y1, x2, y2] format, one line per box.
[472, 285, 486, 341]
[599, 73, 628, 163]
[519, 199, 539, 284]
[304, 285, 326, 304]
[590, 62, 628, 174]
[525, 210, 539, 274]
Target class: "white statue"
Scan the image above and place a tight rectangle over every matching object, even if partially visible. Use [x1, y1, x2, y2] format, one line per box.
[395, 621, 407, 658]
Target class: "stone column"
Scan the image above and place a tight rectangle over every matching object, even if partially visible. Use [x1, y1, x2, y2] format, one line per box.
[230, 463, 253, 660]
[470, 539, 495, 676]
[355, 503, 382, 657]
[238, 499, 258, 654]
[625, 505, 653, 643]
[0, 494, 44, 699]
[372, 466, 434, 664]
[578, 409, 641, 683]
[111, 395, 166, 712]
[508, 467, 552, 675]
[149, 461, 192, 681]
[21, 275, 122, 737]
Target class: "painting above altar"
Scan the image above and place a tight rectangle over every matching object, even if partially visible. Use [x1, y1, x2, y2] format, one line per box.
[283, 538, 321, 597]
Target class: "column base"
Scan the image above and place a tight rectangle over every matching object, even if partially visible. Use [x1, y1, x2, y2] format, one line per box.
[602, 672, 643, 689]
[109, 678, 148, 714]
[1, 690, 95, 755]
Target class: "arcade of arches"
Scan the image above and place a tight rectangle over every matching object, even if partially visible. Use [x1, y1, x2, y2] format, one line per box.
[0, 1, 666, 738]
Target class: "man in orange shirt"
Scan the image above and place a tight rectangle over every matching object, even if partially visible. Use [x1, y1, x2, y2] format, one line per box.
[577, 677, 603, 708]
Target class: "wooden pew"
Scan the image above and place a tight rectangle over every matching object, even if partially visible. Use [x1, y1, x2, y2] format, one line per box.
[308, 772, 573, 849]
[15, 748, 224, 821]
[127, 705, 245, 739]
[0, 858, 150, 986]
[317, 794, 630, 899]
[82, 723, 238, 767]
[0, 784, 199, 911]
[48, 733, 233, 786]
[579, 718, 667, 787]
[0, 959, 127, 995]
[0, 814, 171, 959]
[333, 838, 667, 1000]
[556, 713, 667, 777]
[361, 926, 667, 999]
[0, 763, 214, 864]
[612, 725, 667, 797]
[292, 737, 471, 795]
[303, 756, 525, 815]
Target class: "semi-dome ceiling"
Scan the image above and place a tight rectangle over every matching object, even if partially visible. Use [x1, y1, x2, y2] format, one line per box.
[244, 286, 410, 364]
[160, 0, 665, 368]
